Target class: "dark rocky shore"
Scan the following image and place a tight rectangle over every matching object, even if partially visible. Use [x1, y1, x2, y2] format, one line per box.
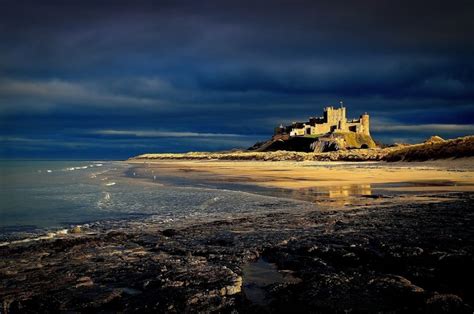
[1, 192, 473, 313]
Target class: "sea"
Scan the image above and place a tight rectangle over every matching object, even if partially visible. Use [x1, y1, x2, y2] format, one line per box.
[0, 160, 309, 242]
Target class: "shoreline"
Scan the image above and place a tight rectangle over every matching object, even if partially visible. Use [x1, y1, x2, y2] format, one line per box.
[2, 158, 473, 245]
[1, 160, 474, 312]
[127, 158, 474, 191]
[1, 190, 473, 312]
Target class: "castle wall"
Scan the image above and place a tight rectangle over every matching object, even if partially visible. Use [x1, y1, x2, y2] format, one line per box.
[279, 106, 370, 137]
[347, 114, 370, 135]
[312, 123, 331, 135]
[325, 107, 346, 126]
[361, 114, 370, 135]
[347, 121, 362, 133]
[290, 128, 306, 136]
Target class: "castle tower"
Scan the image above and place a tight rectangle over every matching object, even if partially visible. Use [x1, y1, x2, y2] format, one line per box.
[325, 106, 347, 131]
[339, 106, 347, 131]
[323, 106, 332, 124]
[361, 113, 370, 135]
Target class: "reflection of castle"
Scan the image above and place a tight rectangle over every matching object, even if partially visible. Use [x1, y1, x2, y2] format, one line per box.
[327, 184, 372, 198]
[275, 105, 370, 137]
[291, 184, 373, 208]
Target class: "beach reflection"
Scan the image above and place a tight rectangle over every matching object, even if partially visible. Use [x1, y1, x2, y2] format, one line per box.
[328, 184, 372, 198]
[291, 184, 373, 207]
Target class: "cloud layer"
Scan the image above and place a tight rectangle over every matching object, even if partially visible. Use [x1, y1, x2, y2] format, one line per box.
[1, 0, 473, 158]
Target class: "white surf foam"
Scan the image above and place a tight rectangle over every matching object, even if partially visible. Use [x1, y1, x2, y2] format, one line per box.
[0, 228, 70, 247]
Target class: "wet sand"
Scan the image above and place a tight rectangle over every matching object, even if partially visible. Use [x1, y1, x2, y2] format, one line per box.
[1, 159, 474, 313]
[129, 158, 474, 191]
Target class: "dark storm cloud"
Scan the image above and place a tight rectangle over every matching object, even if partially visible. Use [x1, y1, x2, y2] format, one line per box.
[1, 0, 474, 158]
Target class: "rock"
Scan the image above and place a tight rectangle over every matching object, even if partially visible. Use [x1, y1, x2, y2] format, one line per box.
[75, 276, 94, 288]
[333, 220, 347, 231]
[162, 229, 178, 237]
[369, 275, 424, 296]
[311, 138, 340, 153]
[1, 193, 473, 313]
[361, 194, 384, 199]
[70, 226, 82, 234]
[425, 294, 470, 313]
[220, 276, 242, 296]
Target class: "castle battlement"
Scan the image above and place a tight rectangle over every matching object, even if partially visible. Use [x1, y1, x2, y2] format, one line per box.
[274, 105, 370, 137]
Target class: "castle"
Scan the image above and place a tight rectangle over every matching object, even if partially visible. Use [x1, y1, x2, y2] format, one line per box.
[274, 105, 370, 137]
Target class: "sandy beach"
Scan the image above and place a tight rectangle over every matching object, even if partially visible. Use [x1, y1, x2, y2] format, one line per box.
[129, 158, 474, 191]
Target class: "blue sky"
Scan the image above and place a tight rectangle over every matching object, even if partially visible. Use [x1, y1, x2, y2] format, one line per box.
[1, 0, 474, 159]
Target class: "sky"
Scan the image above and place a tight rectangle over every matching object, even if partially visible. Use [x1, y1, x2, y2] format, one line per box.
[1, 0, 474, 159]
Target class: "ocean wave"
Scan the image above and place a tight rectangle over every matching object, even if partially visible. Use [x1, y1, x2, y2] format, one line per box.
[0, 228, 70, 247]
[53, 163, 107, 173]
[97, 191, 112, 209]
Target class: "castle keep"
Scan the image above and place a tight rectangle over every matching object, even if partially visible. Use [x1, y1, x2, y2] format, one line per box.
[275, 106, 370, 137]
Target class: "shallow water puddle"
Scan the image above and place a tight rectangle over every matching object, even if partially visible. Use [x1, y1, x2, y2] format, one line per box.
[242, 258, 301, 305]
[120, 287, 142, 296]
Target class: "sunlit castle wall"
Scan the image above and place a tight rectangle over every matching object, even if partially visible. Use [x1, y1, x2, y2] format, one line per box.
[324, 106, 348, 132]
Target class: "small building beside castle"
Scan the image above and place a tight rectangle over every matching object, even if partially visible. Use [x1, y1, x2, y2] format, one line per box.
[274, 105, 370, 137]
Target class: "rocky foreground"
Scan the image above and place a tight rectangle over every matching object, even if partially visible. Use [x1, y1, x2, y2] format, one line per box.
[1, 192, 473, 313]
[131, 135, 474, 162]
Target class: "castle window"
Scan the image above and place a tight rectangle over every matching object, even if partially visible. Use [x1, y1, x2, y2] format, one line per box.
[306, 128, 311, 135]
[349, 126, 357, 132]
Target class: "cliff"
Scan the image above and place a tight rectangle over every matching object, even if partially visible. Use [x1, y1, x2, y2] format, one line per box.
[311, 132, 376, 152]
[250, 135, 315, 152]
[250, 132, 376, 153]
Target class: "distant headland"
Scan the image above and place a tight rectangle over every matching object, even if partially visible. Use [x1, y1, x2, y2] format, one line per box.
[130, 104, 474, 162]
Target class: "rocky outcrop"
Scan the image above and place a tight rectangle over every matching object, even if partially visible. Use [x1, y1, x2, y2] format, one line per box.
[3, 192, 473, 312]
[251, 132, 377, 153]
[310, 132, 376, 152]
[311, 138, 342, 153]
[251, 135, 316, 152]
